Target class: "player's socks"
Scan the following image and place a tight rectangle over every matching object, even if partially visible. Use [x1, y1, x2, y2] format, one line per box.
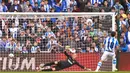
[44, 62, 55, 66]
[95, 62, 102, 71]
[112, 58, 117, 70]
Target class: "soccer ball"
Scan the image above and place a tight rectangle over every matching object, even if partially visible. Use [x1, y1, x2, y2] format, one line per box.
[8, 53, 14, 58]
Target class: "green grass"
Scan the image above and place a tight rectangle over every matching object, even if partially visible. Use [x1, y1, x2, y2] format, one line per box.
[0, 71, 130, 73]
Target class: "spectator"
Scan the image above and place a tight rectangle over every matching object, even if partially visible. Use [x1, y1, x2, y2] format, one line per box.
[120, 37, 128, 52]
[42, 21, 48, 31]
[114, 1, 124, 13]
[39, 35, 48, 51]
[22, 46, 28, 53]
[54, 3, 62, 12]
[1, 2, 8, 12]
[70, 0, 77, 11]
[36, 27, 43, 37]
[2, 25, 9, 37]
[44, 0, 52, 12]
[72, 5, 80, 12]
[9, 23, 19, 39]
[5, 38, 17, 53]
[21, 0, 30, 12]
[91, 42, 99, 52]
[33, 2, 40, 12]
[67, 36, 76, 49]
[119, 8, 127, 19]
[89, 27, 95, 37]
[6, 0, 12, 10]
[100, 8, 105, 12]
[102, 0, 111, 12]
[87, 18, 94, 29]
[125, 0, 130, 12]
[17, 30, 26, 46]
[29, 0, 35, 7]
[36, 19, 44, 28]
[46, 36, 63, 52]
[0, 29, 2, 37]
[0, 37, 7, 52]
[119, 16, 127, 33]
[111, 7, 117, 15]
[79, 25, 86, 39]
[125, 13, 130, 28]
[45, 27, 56, 39]
[25, 40, 32, 53]
[86, 46, 91, 52]
[40, 0, 45, 6]
[90, 0, 104, 5]
[10, 0, 22, 12]
[125, 26, 130, 52]
[38, 5, 45, 12]
[15, 41, 22, 53]
[0, 2, 3, 12]
[79, 0, 88, 12]
[67, 8, 71, 12]
[0, 0, 2, 3]
[48, 0, 56, 8]
[84, 1, 93, 12]
[60, 0, 68, 12]
[92, 2, 100, 12]
[27, 4, 34, 12]
[31, 42, 41, 53]
[99, 43, 105, 52]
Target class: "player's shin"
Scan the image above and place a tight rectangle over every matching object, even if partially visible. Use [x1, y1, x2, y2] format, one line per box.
[42, 68, 53, 71]
[95, 61, 102, 71]
[44, 62, 55, 66]
[112, 58, 117, 71]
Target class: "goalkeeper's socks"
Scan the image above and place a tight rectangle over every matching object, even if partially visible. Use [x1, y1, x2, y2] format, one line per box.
[42, 68, 52, 71]
[96, 62, 102, 71]
[44, 62, 55, 66]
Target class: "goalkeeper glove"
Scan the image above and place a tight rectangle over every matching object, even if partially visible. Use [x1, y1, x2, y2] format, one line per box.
[84, 67, 92, 71]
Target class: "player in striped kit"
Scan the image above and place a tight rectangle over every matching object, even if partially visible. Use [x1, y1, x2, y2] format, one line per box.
[95, 31, 119, 72]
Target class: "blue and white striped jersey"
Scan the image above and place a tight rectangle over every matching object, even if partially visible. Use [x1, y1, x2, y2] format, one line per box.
[103, 37, 119, 52]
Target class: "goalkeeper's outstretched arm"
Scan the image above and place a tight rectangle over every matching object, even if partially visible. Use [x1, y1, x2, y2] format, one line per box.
[75, 60, 91, 71]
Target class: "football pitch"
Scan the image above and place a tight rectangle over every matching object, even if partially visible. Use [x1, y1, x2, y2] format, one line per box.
[0, 71, 130, 73]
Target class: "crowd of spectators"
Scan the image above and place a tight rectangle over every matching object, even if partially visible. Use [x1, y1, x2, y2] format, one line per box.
[0, 0, 130, 53]
[0, 15, 109, 53]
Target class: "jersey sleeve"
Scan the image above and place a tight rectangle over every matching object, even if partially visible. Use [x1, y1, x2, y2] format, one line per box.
[75, 61, 85, 69]
[103, 38, 106, 45]
[115, 40, 119, 46]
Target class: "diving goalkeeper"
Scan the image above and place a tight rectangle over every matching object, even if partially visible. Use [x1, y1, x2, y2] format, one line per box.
[38, 49, 91, 71]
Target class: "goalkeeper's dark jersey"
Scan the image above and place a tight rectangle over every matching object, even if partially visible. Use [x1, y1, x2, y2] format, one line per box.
[59, 51, 85, 69]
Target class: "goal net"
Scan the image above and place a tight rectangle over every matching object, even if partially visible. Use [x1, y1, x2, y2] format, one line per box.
[0, 12, 115, 72]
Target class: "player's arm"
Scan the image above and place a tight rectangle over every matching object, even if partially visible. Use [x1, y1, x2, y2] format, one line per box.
[75, 61, 85, 69]
[75, 61, 91, 70]
[115, 40, 120, 54]
[102, 38, 106, 49]
[64, 50, 70, 57]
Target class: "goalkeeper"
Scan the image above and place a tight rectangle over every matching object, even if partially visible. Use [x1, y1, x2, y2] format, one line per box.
[38, 49, 91, 71]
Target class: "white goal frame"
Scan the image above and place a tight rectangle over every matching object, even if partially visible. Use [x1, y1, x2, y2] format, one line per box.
[0, 12, 115, 31]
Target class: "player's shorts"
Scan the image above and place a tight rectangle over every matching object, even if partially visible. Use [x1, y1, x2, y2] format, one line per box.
[101, 51, 115, 61]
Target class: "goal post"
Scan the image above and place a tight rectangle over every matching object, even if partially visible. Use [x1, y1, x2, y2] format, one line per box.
[0, 12, 115, 71]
